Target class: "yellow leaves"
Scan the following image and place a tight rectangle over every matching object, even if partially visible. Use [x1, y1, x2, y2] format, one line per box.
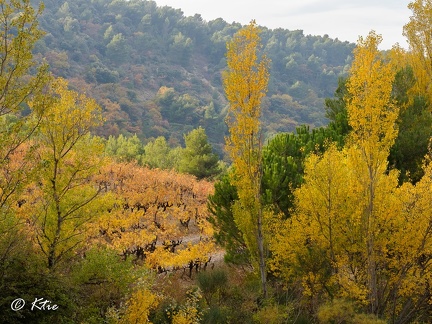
[403, 0, 432, 103]
[269, 40, 432, 312]
[93, 161, 216, 272]
[15, 77, 107, 268]
[36, 78, 103, 158]
[121, 289, 160, 324]
[145, 241, 216, 270]
[171, 288, 202, 324]
[0, 0, 50, 116]
[223, 20, 270, 175]
[346, 31, 398, 157]
[223, 23, 270, 296]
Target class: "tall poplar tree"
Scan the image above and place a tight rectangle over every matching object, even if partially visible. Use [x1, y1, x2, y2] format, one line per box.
[222, 20, 270, 298]
[343, 31, 398, 315]
[403, 0, 432, 104]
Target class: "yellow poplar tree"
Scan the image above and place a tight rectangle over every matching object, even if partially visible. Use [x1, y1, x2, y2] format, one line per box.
[222, 20, 270, 298]
[269, 32, 417, 319]
[345, 31, 398, 314]
[403, 0, 432, 104]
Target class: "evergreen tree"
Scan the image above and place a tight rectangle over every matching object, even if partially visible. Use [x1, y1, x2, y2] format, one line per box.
[178, 127, 220, 179]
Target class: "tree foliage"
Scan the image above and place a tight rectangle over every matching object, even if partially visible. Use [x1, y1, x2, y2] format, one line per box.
[32, 0, 354, 145]
[223, 20, 270, 298]
[403, 0, 432, 104]
[178, 127, 220, 179]
[17, 78, 105, 269]
[270, 31, 432, 322]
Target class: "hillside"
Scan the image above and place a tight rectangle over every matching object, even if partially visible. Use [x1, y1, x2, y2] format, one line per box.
[33, 0, 355, 155]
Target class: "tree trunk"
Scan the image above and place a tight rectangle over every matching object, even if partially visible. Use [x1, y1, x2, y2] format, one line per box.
[257, 206, 267, 299]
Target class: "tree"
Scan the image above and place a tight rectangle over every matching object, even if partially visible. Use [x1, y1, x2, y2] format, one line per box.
[270, 32, 432, 321]
[207, 173, 249, 264]
[0, 0, 50, 223]
[105, 133, 144, 162]
[324, 77, 351, 137]
[346, 30, 398, 315]
[403, 0, 432, 104]
[222, 20, 270, 298]
[17, 78, 105, 269]
[0, 0, 51, 300]
[178, 127, 220, 179]
[142, 136, 173, 169]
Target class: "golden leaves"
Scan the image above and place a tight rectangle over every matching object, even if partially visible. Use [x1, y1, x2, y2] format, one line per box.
[223, 21, 270, 174]
[17, 77, 106, 268]
[346, 31, 398, 156]
[36, 78, 103, 157]
[121, 289, 160, 324]
[403, 0, 432, 103]
[270, 31, 432, 316]
[94, 161, 216, 271]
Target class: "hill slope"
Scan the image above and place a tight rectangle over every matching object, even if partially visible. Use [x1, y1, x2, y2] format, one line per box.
[33, 0, 355, 155]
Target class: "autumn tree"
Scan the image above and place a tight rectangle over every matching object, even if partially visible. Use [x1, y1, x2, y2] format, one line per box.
[222, 20, 270, 298]
[17, 78, 105, 269]
[345, 32, 399, 314]
[0, 0, 50, 226]
[0, 0, 52, 306]
[403, 0, 432, 104]
[271, 32, 432, 321]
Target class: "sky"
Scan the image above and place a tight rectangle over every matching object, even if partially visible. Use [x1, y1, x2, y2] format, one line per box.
[154, 0, 412, 49]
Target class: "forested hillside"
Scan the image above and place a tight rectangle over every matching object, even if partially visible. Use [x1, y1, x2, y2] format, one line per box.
[32, 0, 354, 154]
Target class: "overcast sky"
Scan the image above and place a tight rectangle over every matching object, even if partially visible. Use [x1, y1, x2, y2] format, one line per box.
[154, 0, 412, 49]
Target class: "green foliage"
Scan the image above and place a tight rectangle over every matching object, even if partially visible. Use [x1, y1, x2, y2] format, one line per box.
[71, 246, 149, 323]
[389, 66, 432, 184]
[105, 133, 144, 162]
[106, 33, 130, 64]
[201, 306, 229, 324]
[178, 127, 220, 179]
[197, 268, 228, 307]
[324, 76, 351, 136]
[156, 87, 201, 125]
[207, 173, 249, 264]
[141, 136, 173, 169]
[390, 93, 432, 184]
[262, 131, 304, 217]
[33, 0, 355, 146]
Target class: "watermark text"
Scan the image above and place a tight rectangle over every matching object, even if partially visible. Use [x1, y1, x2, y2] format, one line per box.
[10, 298, 58, 312]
